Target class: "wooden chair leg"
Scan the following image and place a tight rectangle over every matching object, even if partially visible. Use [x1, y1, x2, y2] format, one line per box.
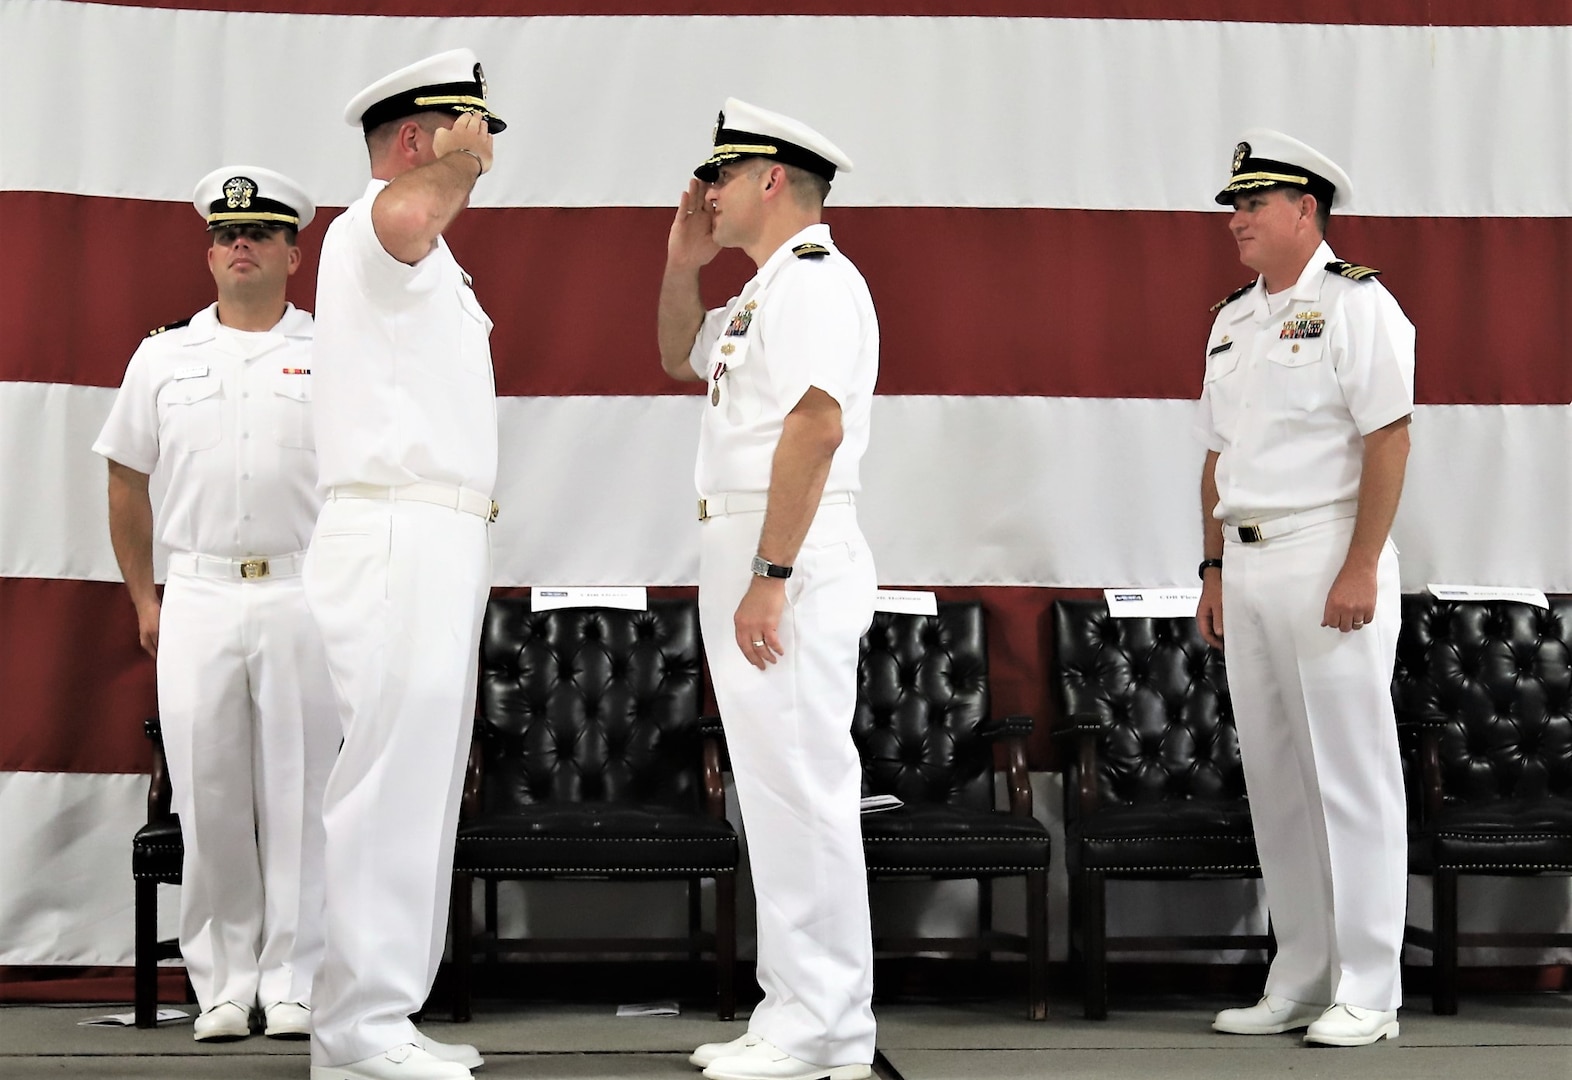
[1433, 868, 1459, 1016]
[483, 878, 499, 966]
[1026, 868, 1049, 1020]
[977, 877, 994, 961]
[689, 877, 703, 961]
[134, 877, 159, 1029]
[1084, 870, 1108, 1021]
[715, 873, 737, 1021]
[451, 873, 474, 1022]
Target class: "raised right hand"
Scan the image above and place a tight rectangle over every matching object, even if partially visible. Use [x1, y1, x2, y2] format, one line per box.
[433, 111, 494, 176]
[667, 178, 721, 270]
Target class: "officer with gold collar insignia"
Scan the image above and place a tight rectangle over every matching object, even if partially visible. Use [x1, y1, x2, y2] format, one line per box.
[658, 98, 878, 1080]
[93, 166, 335, 1045]
[1194, 129, 1415, 1048]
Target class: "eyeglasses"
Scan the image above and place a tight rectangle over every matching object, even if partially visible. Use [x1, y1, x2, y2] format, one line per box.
[212, 225, 286, 246]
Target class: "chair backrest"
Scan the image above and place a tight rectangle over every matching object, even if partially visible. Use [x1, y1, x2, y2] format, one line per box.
[1394, 594, 1572, 807]
[477, 598, 704, 812]
[852, 602, 995, 812]
[1052, 599, 1243, 813]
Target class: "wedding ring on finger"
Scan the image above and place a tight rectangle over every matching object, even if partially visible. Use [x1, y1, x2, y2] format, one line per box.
[751, 640, 765, 647]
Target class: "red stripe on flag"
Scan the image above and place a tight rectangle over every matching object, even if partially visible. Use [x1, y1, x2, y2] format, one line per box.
[67, 1, 1572, 27]
[3, 192, 1567, 404]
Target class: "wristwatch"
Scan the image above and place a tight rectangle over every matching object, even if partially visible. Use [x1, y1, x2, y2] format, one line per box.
[1198, 558, 1224, 580]
[751, 555, 793, 579]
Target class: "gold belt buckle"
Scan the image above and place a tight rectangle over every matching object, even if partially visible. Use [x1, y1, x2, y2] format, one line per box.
[240, 558, 270, 579]
[1237, 525, 1264, 544]
[697, 498, 710, 522]
[488, 500, 500, 524]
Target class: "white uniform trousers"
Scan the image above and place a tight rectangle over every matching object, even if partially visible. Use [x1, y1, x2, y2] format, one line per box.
[157, 568, 336, 1013]
[699, 503, 878, 1067]
[303, 497, 491, 1067]
[1222, 517, 1407, 1011]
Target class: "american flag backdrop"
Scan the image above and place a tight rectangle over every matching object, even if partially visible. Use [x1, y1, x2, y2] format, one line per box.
[1, 1, 1569, 987]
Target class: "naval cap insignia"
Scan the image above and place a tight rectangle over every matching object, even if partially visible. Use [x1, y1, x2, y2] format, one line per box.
[474, 61, 488, 101]
[712, 110, 724, 143]
[1231, 141, 1250, 175]
[223, 175, 257, 209]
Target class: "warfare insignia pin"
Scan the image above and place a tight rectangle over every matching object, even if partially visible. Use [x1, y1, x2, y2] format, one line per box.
[223, 176, 257, 210]
[1232, 142, 1250, 174]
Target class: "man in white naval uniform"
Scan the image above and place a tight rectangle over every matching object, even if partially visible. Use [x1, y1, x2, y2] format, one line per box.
[304, 49, 501, 1080]
[1195, 130, 1414, 1047]
[658, 99, 878, 1080]
[94, 167, 334, 1043]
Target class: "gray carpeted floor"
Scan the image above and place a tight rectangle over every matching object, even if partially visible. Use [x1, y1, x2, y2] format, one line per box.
[2, 996, 1567, 1079]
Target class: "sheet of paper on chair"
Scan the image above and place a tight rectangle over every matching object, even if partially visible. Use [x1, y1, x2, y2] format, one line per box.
[873, 590, 938, 616]
[1428, 584, 1549, 609]
[1103, 588, 1202, 618]
[532, 586, 648, 611]
[78, 1009, 190, 1026]
[616, 1001, 680, 1017]
[860, 794, 904, 813]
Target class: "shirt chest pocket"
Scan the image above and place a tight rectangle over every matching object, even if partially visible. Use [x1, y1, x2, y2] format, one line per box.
[272, 375, 313, 450]
[1265, 337, 1333, 413]
[159, 375, 223, 453]
[455, 285, 493, 377]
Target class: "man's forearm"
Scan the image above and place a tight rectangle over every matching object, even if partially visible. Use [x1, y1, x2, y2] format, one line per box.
[657, 265, 705, 381]
[1200, 450, 1224, 561]
[757, 394, 842, 566]
[107, 464, 158, 610]
[1344, 417, 1411, 569]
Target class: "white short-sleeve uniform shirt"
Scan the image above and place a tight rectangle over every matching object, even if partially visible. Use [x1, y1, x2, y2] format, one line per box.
[92, 302, 322, 557]
[1195, 241, 1415, 523]
[312, 179, 498, 496]
[689, 224, 878, 496]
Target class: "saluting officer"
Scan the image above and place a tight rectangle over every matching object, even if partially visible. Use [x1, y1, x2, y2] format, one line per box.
[304, 48, 501, 1080]
[94, 167, 335, 1043]
[1195, 130, 1414, 1047]
[658, 99, 879, 1080]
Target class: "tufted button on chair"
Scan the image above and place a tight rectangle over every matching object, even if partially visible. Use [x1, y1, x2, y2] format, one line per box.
[448, 598, 738, 1020]
[1051, 600, 1267, 1020]
[853, 602, 1051, 1020]
[1394, 593, 1572, 1014]
[130, 716, 184, 1027]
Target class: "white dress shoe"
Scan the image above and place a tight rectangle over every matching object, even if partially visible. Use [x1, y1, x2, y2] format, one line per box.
[263, 1001, 311, 1039]
[1303, 1003, 1400, 1046]
[1212, 994, 1325, 1035]
[193, 1000, 252, 1041]
[417, 1030, 484, 1069]
[309, 1044, 472, 1080]
[690, 1031, 762, 1068]
[702, 1039, 871, 1080]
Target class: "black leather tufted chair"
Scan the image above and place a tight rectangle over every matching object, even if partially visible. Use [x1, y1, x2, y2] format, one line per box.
[448, 598, 738, 1020]
[131, 717, 183, 1028]
[1394, 594, 1572, 1014]
[853, 602, 1051, 1020]
[1051, 600, 1267, 1020]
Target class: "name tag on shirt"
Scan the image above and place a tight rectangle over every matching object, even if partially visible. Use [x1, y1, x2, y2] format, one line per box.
[1208, 341, 1233, 356]
[172, 365, 209, 380]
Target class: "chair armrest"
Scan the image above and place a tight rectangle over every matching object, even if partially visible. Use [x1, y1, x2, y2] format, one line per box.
[1050, 711, 1113, 741]
[977, 715, 1036, 818]
[143, 716, 172, 823]
[1417, 725, 1444, 824]
[459, 719, 484, 822]
[979, 713, 1035, 741]
[1051, 712, 1108, 820]
[699, 714, 728, 821]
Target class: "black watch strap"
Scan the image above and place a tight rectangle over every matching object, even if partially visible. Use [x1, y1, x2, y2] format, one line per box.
[751, 555, 793, 579]
[1198, 558, 1224, 580]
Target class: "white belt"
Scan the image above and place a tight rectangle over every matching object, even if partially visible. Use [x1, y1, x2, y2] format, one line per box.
[169, 550, 304, 581]
[331, 481, 499, 523]
[698, 490, 854, 522]
[1224, 501, 1357, 544]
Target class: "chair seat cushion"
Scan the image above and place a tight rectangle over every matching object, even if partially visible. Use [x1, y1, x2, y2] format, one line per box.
[132, 819, 183, 882]
[861, 805, 1049, 876]
[1410, 797, 1572, 873]
[1067, 801, 1259, 876]
[455, 804, 738, 877]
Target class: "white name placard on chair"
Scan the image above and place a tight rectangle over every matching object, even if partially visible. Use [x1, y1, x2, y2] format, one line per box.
[1427, 584, 1549, 609]
[531, 586, 649, 612]
[1103, 588, 1202, 619]
[874, 590, 939, 616]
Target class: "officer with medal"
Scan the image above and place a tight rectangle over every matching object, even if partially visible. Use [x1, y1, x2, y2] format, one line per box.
[658, 99, 879, 1080]
[304, 48, 500, 1080]
[1195, 130, 1415, 1047]
[94, 168, 335, 1043]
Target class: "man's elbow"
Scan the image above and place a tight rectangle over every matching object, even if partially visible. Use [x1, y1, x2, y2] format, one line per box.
[372, 193, 437, 263]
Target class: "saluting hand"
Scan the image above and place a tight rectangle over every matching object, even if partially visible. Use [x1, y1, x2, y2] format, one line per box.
[434, 111, 494, 176]
[667, 178, 721, 271]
